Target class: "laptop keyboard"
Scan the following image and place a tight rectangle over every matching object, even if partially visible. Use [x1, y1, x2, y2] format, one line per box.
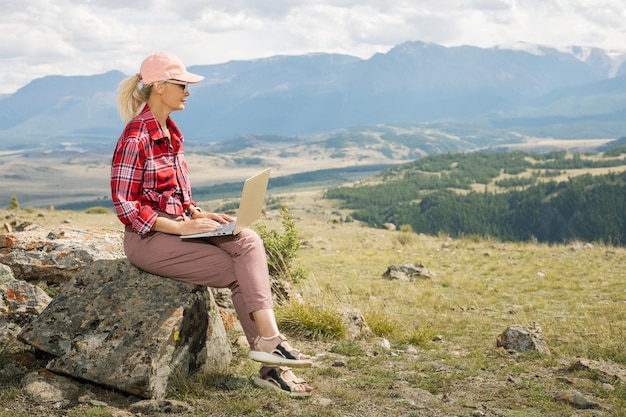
[215, 221, 236, 235]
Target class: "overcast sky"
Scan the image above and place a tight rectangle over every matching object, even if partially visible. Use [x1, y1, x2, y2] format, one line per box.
[2, 0, 625, 94]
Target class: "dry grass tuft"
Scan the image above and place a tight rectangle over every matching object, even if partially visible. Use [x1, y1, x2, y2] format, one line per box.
[275, 301, 347, 340]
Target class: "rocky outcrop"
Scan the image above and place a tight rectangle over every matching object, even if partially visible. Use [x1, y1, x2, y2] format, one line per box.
[382, 263, 435, 281]
[18, 258, 231, 399]
[0, 227, 124, 284]
[569, 358, 626, 382]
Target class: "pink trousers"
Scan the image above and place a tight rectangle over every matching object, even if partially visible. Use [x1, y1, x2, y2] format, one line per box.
[123, 214, 273, 344]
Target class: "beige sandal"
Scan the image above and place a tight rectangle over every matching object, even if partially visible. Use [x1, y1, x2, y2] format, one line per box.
[249, 334, 312, 367]
[253, 366, 312, 397]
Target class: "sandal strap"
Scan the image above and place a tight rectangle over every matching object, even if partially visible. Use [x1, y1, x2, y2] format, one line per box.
[259, 366, 308, 392]
[253, 334, 309, 361]
[274, 366, 307, 384]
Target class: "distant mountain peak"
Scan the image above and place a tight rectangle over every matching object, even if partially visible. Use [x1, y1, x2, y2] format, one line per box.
[2, 40, 626, 149]
[494, 42, 626, 77]
[494, 41, 549, 56]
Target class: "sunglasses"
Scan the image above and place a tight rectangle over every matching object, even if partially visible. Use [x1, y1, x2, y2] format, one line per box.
[164, 79, 189, 93]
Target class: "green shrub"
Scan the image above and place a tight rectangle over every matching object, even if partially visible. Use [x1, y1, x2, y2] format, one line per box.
[38, 283, 59, 298]
[399, 327, 435, 346]
[8, 196, 18, 211]
[364, 311, 402, 338]
[394, 231, 416, 246]
[85, 206, 111, 215]
[256, 205, 307, 283]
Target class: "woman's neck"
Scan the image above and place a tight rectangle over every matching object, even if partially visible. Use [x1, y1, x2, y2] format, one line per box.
[146, 98, 171, 129]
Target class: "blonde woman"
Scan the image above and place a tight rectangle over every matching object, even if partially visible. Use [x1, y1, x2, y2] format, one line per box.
[111, 51, 313, 396]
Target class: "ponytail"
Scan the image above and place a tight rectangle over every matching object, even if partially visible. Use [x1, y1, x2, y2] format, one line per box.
[117, 74, 152, 123]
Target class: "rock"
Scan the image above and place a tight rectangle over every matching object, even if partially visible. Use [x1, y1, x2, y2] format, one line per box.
[21, 369, 81, 404]
[507, 376, 522, 384]
[382, 223, 396, 231]
[382, 263, 434, 281]
[0, 227, 124, 285]
[495, 322, 551, 356]
[18, 259, 231, 399]
[569, 358, 626, 382]
[312, 397, 333, 407]
[377, 338, 391, 350]
[234, 335, 249, 349]
[392, 380, 439, 407]
[569, 242, 594, 251]
[212, 288, 244, 334]
[405, 345, 418, 354]
[601, 383, 615, 392]
[0, 277, 52, 339]
[337, 307, 373, 339]
[555, 389, 601, 409]
[129, 399, 194, 414]
[218, 307, 241, 333]
[0, 263, 14, 285]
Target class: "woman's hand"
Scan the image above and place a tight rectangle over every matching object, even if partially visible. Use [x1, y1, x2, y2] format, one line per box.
[153, 212, 235, 236]
[193, 211, 235, 224]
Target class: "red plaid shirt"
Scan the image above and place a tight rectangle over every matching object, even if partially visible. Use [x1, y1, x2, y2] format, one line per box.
[110, 105, 196, 235]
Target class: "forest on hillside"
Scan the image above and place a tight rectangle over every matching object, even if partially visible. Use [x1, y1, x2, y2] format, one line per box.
[325, 147, 626, 245]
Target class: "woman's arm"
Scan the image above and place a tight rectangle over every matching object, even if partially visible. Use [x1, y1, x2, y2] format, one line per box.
[111, 135, 158, 234]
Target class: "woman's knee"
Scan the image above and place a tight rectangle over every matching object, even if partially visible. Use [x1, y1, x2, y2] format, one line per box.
[238, 228, 265, 248]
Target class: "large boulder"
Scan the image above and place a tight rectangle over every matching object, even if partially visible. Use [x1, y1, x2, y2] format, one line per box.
[0, 227, 124, 285]
[18, 259, 232, 399]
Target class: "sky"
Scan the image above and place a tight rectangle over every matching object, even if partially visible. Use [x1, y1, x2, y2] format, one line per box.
[2, 0, 626, 95]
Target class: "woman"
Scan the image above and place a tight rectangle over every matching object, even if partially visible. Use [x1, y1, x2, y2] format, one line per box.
[110, 51, 313, 396]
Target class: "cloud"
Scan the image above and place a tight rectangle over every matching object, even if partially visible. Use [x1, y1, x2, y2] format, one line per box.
[1, 0, 625, 94]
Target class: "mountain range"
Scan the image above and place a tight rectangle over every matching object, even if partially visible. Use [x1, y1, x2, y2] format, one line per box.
[1, 40, 626, 152]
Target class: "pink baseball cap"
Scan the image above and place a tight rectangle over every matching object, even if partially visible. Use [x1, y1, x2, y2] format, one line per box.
[139, 51, 204, 85]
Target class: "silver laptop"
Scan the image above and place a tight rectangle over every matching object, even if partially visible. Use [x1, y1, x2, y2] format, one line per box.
[181, 168, 271, 239]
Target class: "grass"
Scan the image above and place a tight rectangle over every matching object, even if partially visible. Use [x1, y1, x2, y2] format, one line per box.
[1, 197, 626, 416]
[275, 301, 347, 340]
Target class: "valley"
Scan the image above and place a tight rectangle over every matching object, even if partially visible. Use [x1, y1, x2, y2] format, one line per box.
[0, 134, 617, 210]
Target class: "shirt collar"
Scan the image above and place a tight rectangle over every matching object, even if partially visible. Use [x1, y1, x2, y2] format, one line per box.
[138, 105, 184, 147]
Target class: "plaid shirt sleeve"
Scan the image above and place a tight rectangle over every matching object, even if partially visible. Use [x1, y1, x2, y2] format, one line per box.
[169, 122, 196, 211]
[111, 119, 159, 235]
